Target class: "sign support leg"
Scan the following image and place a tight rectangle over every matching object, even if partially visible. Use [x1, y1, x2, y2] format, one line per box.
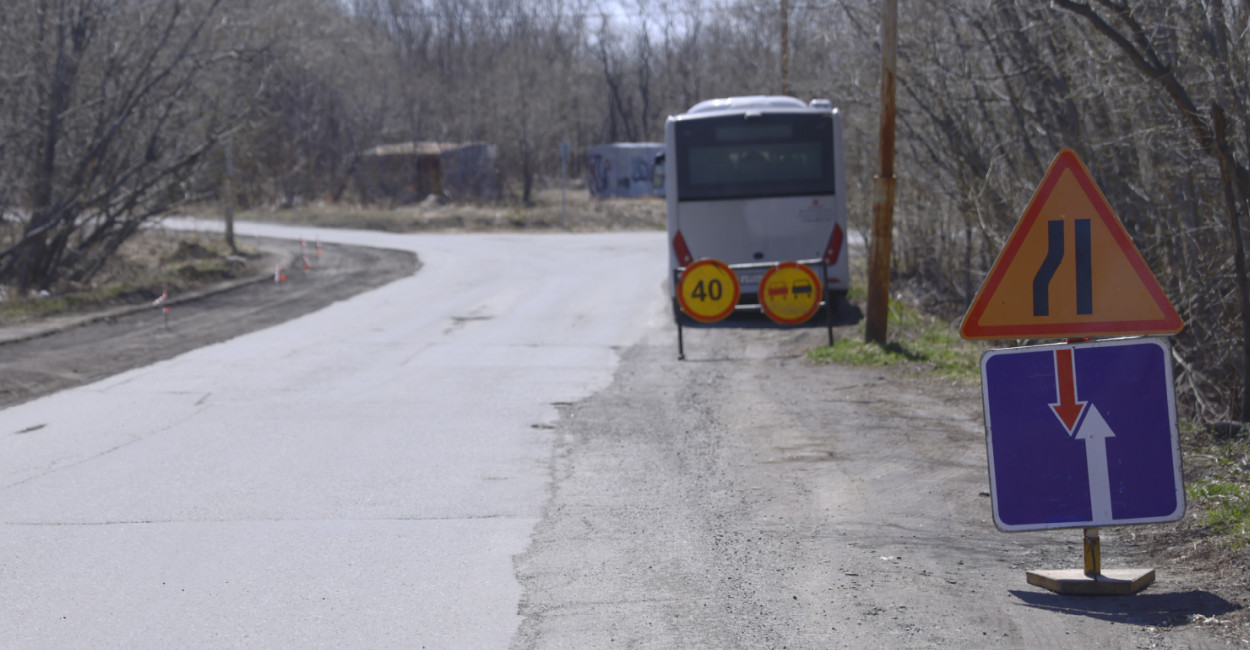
[674, 268, 687, 360]
[821, 262, 834, 346]
[1083, 527, 1101, 576]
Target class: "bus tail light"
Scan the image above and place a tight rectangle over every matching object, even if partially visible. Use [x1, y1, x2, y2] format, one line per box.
[822, 223, 844, 265]
[673, 231, 694, 266]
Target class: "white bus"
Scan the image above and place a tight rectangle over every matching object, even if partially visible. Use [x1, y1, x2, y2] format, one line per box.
[661, 95, 849, 322]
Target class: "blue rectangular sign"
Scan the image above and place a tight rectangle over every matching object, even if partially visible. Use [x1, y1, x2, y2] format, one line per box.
[982, 337, 1185, 531]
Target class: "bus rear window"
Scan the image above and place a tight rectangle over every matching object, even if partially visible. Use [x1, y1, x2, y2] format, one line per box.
[676, 113, 835, 201]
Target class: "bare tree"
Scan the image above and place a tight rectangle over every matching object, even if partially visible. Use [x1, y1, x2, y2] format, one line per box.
[0, 0, 231, 294]
[1052, 0, 1250, 421]
[846, 0, 1250, 422]
[2, 0, 1245, 424]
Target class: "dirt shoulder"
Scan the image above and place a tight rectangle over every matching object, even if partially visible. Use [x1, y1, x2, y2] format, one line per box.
[517, 324, 1244, 648]
[0, 237, 417, 409]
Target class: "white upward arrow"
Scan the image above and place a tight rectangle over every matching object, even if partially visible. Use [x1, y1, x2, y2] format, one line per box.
[1075, 404, 1116, 522]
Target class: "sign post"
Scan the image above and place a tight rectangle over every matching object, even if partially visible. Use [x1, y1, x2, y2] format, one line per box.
[963, 149, 1185, 595]
[559, 141, 571, 230]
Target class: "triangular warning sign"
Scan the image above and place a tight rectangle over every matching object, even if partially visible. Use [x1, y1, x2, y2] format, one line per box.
[961, 149, 1183, 340]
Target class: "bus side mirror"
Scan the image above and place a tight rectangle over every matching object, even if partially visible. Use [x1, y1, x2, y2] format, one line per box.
[653, 152, 666, 189]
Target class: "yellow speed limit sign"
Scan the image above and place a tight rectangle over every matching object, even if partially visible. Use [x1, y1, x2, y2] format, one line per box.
[759, 262, 823, 325]
[677, 259, 740, 323]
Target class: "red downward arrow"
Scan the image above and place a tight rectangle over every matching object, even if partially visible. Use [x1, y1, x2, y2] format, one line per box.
[1050, 348, 1087, 434]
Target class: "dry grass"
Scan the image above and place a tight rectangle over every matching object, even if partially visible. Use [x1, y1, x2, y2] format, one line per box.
[221, 188, 666, 233]
[1, 190, 663, 324]
[0, 231, 265, 325]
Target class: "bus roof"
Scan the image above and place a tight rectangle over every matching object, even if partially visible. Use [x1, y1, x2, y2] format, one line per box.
[680, 96, 832, 118]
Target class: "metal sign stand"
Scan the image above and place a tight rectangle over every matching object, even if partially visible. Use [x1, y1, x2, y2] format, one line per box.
[1021, 335, 1158, 597]
[965, 150, 1187, 597]
[1016, 338, 1163, 596]
[675, 258, 835, 360]
[983, 337, 1176, 596]
[1025, 527, 1155, 595]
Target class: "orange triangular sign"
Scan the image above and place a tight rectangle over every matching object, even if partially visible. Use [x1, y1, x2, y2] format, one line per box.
[960, 149, 1183, 340]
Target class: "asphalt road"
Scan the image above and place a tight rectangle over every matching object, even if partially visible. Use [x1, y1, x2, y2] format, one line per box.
[0, 222, 1239, 648]
[0, 222, 664, 648]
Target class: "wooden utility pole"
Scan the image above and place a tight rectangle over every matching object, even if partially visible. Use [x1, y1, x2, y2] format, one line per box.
[865, 0, 898, 344]
[780, 0, 791, 95]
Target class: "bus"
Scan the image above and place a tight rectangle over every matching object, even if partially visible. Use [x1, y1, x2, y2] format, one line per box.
[661, 95, 849, 322]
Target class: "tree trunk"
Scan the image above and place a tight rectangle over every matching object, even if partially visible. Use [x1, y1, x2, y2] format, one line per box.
[1212, 106, 1250, 420]
[17, 7, 80, 295]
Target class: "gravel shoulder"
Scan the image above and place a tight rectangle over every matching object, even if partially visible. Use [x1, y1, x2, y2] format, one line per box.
[514, 323, 1244, 648]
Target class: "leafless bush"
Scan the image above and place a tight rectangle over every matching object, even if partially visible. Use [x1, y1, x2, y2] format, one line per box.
[1, 0, 1246, 422]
